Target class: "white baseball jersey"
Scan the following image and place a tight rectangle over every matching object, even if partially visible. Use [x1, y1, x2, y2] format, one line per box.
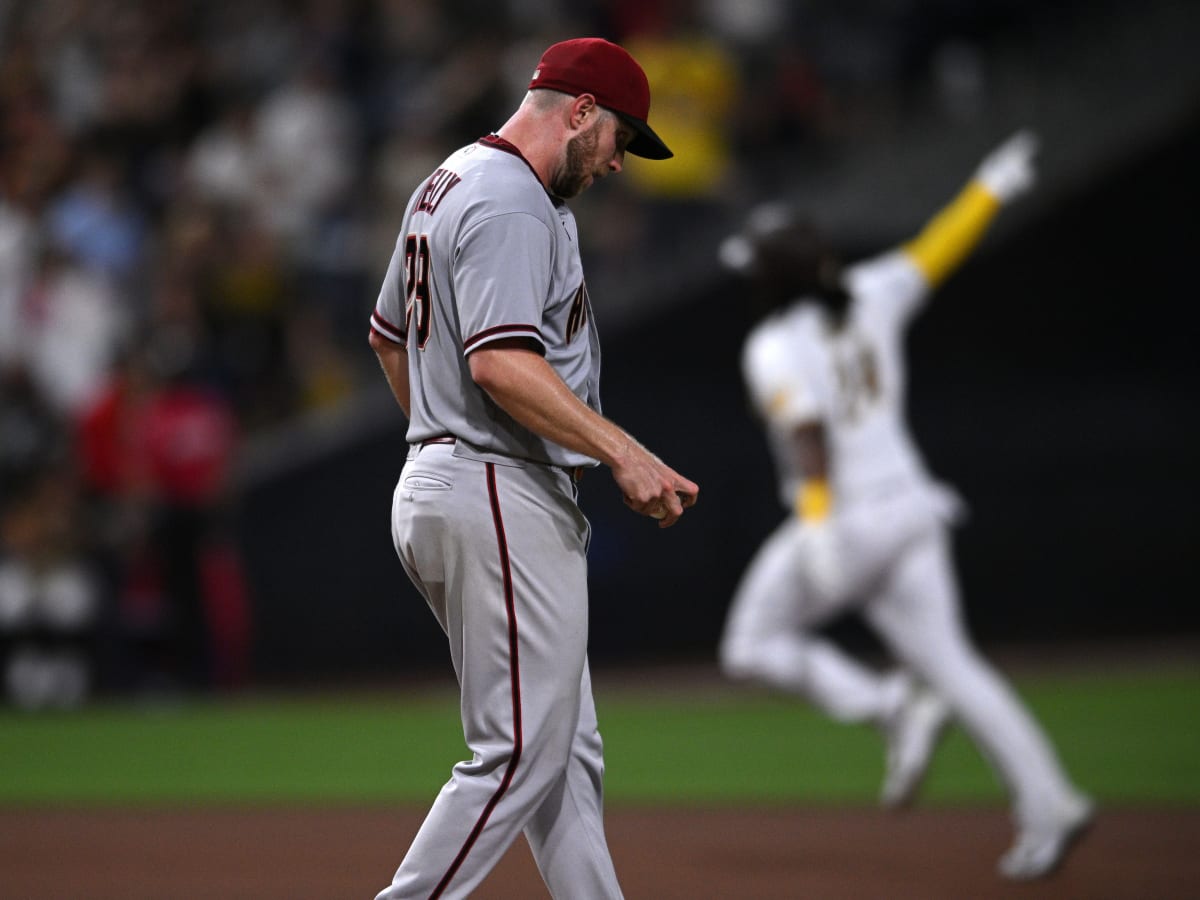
[724, 251, 1087, 839]
[371, 135, 602, 468]
[742, 250, 936, 509]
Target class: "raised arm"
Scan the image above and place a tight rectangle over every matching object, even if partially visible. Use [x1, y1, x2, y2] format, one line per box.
[902, 130, 1039, 288]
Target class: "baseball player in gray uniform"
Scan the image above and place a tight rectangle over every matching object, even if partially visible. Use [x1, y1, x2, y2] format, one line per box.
[717, 132, 1093, 880]
[368, 38, 698, 899]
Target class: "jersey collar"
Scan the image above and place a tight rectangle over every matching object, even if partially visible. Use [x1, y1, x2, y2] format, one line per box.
[478, 134, 557, 201]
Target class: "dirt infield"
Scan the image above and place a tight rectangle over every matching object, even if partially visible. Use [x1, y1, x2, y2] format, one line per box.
[4, 805, 1197, 899]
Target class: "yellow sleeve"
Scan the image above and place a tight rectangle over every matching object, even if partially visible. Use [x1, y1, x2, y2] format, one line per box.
[901, 180, 1002, 287]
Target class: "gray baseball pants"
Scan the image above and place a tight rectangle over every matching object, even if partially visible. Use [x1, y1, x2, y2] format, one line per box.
[376, 441, 622, 900]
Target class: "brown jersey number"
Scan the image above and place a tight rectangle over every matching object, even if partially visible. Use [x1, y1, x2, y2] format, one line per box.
[404, 233, 432, 349]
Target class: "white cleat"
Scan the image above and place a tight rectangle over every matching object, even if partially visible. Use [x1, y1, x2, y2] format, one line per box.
[998, 792, 1095, 880]
[880, 685, 950, 810]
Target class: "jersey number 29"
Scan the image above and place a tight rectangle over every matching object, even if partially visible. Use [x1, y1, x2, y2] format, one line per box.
[404, 233, 432, 348]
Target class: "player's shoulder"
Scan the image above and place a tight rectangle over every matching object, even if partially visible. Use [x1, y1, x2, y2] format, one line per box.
[844, 250, 926, 303]
[743, 304, 822, 366]
[751, 302, 824, 339]
[452, 143, 555, 223]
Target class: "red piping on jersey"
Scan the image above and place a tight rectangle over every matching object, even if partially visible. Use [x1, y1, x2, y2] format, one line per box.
[370, 310, 406, 344]
[478, 133, 545, 187]
[463, 323, 544, 352]
[430, 462, 524, 898]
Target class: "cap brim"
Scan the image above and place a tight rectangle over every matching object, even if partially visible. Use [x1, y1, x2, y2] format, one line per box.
[617, 114, 673, 160]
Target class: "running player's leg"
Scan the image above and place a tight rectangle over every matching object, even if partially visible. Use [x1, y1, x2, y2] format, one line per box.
[380, 452, 594, 899]
[864, 529, 1084, 825]
[720, 517, 908, 723]
[525, 659, 623, 898]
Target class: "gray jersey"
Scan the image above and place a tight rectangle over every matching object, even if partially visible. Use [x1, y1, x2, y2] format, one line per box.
[371, 136, 602, 468]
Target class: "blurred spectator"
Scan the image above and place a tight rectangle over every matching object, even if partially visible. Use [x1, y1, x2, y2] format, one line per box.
[285, 301, 358, 413]
[44, 144, 148, 286]
[0, 43, 74, 217]
[699, 0, 788, 46]
[0, 368, 64, 515]
[15, 243, 130, 419]
[202, 215, 296, 429]
[292, 191, 375, 364]
[0, 191, 39, 370]
[621, 21, 741, 201]
[76, 336, 251, 693]
[21, 0, 106, 137]
[930, 38, 988, 122]
[727, 39, 830, 159]
[0, 369, 98, 710]
[252, 51, 359, 252]
[182, 90, 262, 217]
[203, 2, 302, 97]
[0, 463, 100, 710]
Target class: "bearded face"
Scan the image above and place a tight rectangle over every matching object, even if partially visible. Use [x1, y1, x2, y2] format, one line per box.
[550, 119, 603, 199]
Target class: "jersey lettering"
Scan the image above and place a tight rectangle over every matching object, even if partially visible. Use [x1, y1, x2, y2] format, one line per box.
[404, 233, 433, 349]
[832, 335, 881, 422]
[415, 168, 462, 215]
[565, 283, 589, 343]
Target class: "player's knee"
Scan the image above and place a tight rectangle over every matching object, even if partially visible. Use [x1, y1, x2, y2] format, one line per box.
[721, 630, 814, 691]
[719, 633, 764, 683]
[529, 692, 583, 767]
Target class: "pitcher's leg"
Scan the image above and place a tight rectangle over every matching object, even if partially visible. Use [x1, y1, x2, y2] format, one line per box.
[379, 460, 590, 899]
[525, 661, 623, 899]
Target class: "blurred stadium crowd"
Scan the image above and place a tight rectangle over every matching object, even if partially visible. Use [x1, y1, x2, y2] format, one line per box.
[0, 0, 1071, 707]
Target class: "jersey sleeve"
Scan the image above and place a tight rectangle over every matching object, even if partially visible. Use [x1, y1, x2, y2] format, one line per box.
[845, 250, 930, 336]
[455, 211, 551, 355]
[742, 325, 821, 429]
[370, 238, 408, 347]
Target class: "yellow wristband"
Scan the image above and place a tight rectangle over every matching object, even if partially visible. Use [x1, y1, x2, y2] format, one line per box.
[795, 480, 832, 521]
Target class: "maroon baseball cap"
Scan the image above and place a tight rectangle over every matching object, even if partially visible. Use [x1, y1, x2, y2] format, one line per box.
[528, 38, 673, 160]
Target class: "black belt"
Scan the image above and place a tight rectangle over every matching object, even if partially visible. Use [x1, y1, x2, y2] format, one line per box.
[417, 435, 584, 483]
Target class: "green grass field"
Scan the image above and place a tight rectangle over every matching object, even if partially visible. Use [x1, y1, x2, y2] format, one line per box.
[1, 666, 1197, 808]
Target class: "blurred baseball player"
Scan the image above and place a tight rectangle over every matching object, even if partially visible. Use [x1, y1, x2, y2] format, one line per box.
[717, 132, 1093, 880]
[368, 38, 697, 899]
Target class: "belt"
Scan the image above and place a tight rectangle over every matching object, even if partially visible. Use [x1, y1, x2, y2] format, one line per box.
[417, 435, 584, 483]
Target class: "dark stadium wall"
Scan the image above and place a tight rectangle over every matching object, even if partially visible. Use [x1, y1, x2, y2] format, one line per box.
[237, 115, 1198, 683]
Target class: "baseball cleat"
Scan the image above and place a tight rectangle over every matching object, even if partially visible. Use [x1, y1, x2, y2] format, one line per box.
[880, 684, 950, 810]
[997, 791, 1095, 880]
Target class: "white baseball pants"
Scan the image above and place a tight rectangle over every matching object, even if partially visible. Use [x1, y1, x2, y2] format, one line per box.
[719, 486, 1082, 828]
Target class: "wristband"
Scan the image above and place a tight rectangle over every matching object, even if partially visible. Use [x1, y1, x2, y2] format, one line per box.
[795, 480, 832, 522]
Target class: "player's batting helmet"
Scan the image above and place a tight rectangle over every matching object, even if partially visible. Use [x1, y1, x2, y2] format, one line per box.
[719, 203, 849, 319]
